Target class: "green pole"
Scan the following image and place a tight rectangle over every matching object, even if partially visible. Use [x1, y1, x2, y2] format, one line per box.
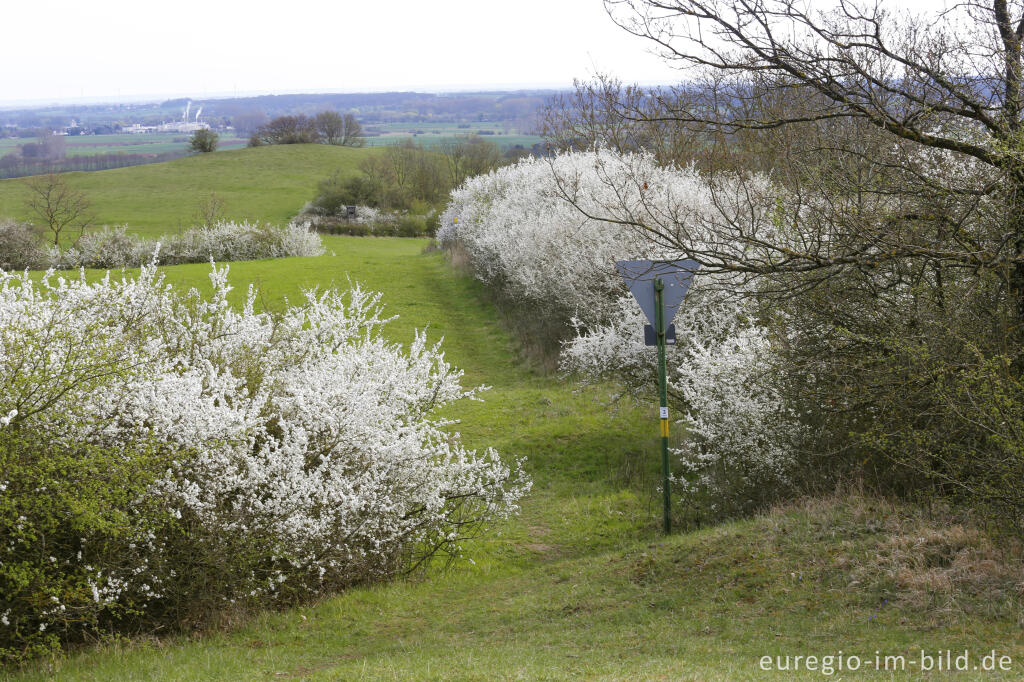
[654, 278, 671, 534]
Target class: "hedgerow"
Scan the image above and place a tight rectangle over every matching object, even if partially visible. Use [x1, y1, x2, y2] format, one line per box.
[440, 150, 798, 518]
[0, 221, 323, 271]
[51, 221, 324, 269]
[0, 264, 527, 662]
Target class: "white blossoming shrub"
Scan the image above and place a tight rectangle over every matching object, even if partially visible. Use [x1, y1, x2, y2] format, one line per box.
[0, 221, 48, 271]
[440, 151, 652, 322]
[298, 204, 389, 226]
[560, 284, 804, 516]
[0, 265, 527, 661]
[442, 149, 797, 518]
[48, 221, 323, 270]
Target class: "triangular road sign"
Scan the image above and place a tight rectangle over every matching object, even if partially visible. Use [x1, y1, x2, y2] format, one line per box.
[616, 259, 700, 327]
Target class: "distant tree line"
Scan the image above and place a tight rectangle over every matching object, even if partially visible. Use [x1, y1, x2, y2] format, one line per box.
[248, 111, 364, 147]
[15, 135, 68, 161]
[0, 151, 186, 179]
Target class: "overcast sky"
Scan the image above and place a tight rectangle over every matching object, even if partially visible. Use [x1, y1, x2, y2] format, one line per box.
[0, 0, 688, 105]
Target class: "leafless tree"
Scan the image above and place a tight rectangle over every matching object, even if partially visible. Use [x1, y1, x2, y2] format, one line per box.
[385, 139, 416, 191]
[192, 191, 226, 228]
[460, 135, 503, 179]
[439, 137, 468, 187]
[439, 135, 503, 187]
[252, 115, 320, 145]
[540, 74, 704, 165]
[590, 0, 1024, 328]
[339, 113, 365, 147]
[544, 0, 1024, 520]
[23, 173, 93, 246]
[315, 111, 346, 145]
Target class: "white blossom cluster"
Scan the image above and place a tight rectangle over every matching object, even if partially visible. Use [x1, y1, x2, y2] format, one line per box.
[297, 204, 391, 226]
[440, 150, 798, 508]
[47, 221, 323, 270]
[0, 264, 527, 632]
[439, 151, 649, 321]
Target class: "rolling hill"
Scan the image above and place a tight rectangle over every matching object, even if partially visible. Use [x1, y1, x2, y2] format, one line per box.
[0, 144, 373, 238]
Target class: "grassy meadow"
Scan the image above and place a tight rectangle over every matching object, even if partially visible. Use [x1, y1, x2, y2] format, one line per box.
[0, 144, 373, 237]
[2, 149, 1022, 679]
[4, 236, 1022, 680]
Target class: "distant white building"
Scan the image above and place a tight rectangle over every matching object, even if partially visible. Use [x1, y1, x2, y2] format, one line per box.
[156, 121, 210, 133]
[122, 124, 157, 134]
[123, 102, 210, 134]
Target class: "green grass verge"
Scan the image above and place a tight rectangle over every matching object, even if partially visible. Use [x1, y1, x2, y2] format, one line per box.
[6, 237, 1024, 680]
[0, 145, 375, 238]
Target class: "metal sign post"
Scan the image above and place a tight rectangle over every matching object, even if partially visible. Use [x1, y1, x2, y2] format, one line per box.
[616, 259, 700, 535]
[654, 278, 672, 534]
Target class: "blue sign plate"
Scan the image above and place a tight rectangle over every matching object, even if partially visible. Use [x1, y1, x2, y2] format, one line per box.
[616, 259, 700, 327]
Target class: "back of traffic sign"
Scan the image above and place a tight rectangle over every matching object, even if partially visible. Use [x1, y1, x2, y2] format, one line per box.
[615, 259, 700, 327]
[616, 258, 699, 536]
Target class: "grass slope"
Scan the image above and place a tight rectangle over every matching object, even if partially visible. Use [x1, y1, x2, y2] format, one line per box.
[0, 145, 373, 238]
[8, 237, 1024, 680]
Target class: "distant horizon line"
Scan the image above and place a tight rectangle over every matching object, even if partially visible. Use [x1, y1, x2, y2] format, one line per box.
[0, 79, 677, 111]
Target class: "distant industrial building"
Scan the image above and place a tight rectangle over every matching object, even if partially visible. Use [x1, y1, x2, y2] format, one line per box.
[123, 102, 210, 134]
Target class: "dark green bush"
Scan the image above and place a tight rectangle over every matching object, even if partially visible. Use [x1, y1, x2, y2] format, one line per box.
[318, 223, 371, 237]
[0, 431, 175, 663]
[854, 342, 1024, 527]
[309, 216, 435, 239]
[396, 215, 430, 237]
[310, 174, 381, 214]
[188, 129, 218, 153]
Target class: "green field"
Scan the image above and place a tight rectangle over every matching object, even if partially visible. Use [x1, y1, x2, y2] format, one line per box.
[363, 121, 542, 150]
[6, 236, 1023, 680]
[0, 133, 247, 159]
[0, 144, 372, 237]
[364, 133, 543, 150]
[0, 130, 540, 158]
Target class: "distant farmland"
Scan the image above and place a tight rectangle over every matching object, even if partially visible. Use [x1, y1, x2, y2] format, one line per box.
[0, 132, 248, 159]
[0, 126, 541, 180]
[0, 125, 541, 163]
[363, 121, 542, 150]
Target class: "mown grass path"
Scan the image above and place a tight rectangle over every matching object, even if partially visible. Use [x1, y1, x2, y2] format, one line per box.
[11, 237, 1024, 680]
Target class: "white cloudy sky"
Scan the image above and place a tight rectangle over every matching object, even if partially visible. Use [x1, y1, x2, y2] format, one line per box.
[0, 0, 685, 105]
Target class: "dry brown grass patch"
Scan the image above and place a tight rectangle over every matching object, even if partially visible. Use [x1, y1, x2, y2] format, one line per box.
[768, 494, 1024, 620]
